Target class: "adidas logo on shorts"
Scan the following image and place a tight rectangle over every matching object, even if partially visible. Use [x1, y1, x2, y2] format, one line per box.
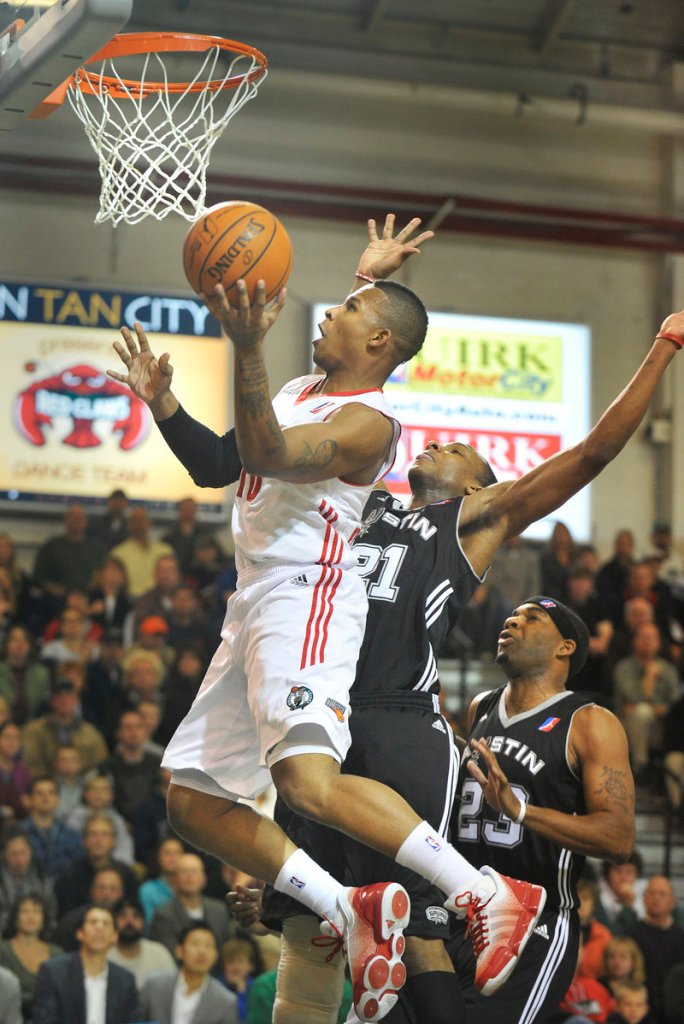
[431, 719, 446, 733]
[534, 922, 549, 940]
[289, 574, 309, 587]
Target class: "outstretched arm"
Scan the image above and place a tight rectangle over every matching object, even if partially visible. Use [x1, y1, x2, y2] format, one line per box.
[460, 318, 683, 573]
[467, 704, 635, 861]
[205, 279, 394, 484]
[352, 213, 434, 289]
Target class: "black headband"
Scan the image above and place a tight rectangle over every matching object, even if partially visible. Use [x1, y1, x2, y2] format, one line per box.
[523, 595, 590, 678]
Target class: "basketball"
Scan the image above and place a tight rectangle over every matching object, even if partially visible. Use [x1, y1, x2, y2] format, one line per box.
[182, 200, 293, 304]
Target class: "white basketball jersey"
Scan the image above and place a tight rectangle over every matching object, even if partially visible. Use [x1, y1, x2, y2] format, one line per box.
[231, 375, 400, 575]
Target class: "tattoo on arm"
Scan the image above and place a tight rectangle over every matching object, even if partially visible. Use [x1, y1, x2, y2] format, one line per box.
[594, 766, 632, 812]
[292, 439, 338, 475]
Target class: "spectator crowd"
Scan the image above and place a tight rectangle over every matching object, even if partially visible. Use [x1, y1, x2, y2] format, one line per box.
[0, 493, 682, 1022]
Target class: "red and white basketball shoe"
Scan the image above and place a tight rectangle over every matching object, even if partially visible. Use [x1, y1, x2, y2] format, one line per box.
[317, 882, 410, 1021]
[446, 867, 546, 996]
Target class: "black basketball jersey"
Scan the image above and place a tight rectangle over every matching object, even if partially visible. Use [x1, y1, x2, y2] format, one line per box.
[351, 490, 482, 697]
[456, 687, 594, 910]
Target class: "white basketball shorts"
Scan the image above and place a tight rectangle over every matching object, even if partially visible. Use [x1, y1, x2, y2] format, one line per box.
[162, 563, 368, 800]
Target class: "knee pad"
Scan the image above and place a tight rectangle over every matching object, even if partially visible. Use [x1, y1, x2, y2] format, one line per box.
[274, 915, 346, 1024]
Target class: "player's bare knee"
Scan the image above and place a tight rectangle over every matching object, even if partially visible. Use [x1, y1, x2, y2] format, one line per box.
[270, 759, 336, 823]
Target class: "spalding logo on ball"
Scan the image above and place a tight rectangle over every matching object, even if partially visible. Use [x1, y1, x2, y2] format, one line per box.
[183, 200, 293, 304]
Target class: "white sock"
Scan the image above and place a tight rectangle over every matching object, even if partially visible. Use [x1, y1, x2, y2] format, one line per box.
[395, 821, 483, 896]
[274, 849, 344, 923]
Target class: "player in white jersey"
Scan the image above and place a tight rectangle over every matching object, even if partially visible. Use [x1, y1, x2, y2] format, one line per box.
[109, 216, 546, 1021]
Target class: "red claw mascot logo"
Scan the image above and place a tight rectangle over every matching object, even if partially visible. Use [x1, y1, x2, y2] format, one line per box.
[15, 364, 149, 450]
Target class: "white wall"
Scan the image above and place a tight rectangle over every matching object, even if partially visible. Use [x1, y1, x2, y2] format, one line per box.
[1, 67, 680, 562]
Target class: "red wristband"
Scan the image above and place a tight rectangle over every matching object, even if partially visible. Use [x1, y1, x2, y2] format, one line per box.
[655, 331, 683, 349]
[355, 271, 375, 284]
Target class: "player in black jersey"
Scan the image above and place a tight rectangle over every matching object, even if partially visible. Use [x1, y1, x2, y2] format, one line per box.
[449, 595, 635, 1024]
[229, 301, 684, 1024]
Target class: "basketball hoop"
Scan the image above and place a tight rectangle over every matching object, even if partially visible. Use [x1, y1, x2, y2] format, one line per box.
[33, 32, 268, 226]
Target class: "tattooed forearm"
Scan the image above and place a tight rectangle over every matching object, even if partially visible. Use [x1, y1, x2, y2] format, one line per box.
[594, 766, 632, 812]
[292, 440, 338, 474]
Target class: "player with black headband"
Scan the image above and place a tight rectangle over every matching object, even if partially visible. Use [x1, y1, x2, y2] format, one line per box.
[449, 596, 629, 1024]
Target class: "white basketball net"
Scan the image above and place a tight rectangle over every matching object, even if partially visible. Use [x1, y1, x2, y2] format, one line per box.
[67, 45, 267, 226]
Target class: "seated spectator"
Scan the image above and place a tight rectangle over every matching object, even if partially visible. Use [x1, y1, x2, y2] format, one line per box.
[111, 510, 174, 600]
[0, 626, 51, 725]
[54, 866, 126, 952]
[32, 505, 105, 622]
[566, 567, 614, 702]
[121, 648, 167, 706]
[662, 694, 684, 818]
[33, 903, 140, 1023]
[663, 962, 684, 1024]
[87, 556, 132, 633]
[132, 553, 181, 635]
[185, 535, 231, 619]
[609, 599, 659, 674]
[52, 745, 85, 821]
[42, 589, 101, 644]
[0, 533, 32, 626]
[140, 921, 239, 1024]
[137, 699, 164, 760]
[606, 982, 654, 1024]
[139, 836, 185, 926]
[578, 877, 614, 980]
[0, 724, 29, 825]
[596, 855, 646, 934]
[597, 530, 636, 609]
[220, 937, 259, 1022]
[613, 624, 680, 781]
[0, 831, 57, 937]
[22, 680, 108, 777]
[86, 488, 129, 551]
[627, 876, 684, 1024]
[65, 774, 134, 865]
[131, 768, 174, 867]
[129, 616, 175, 671]
[540, 520, 576, 601]
[40, 608, 99, 670]
[0, 894, 62, 1021]
[107, 898, 176, 990]
[0, 722, 31, 797]
[166, 586, 214, 663]
[54, 813, 138, 917]
[482, 533, 541, 613]
[451, 582, 510, 659]
[620, 561, 675, 651]
[81, 627, 127, 750]
[599, 937, 647, 1001]
[162, 498, 218, 573]
[156, 647, 205, 747]
[149, 853, 236, 956]
[103, 710, 161, 821]
[0, 964, 21, 1024]
[20, 776, 83, 878]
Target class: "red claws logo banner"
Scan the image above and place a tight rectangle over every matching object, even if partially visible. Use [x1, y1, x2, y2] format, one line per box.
[14, 364, 150, 451]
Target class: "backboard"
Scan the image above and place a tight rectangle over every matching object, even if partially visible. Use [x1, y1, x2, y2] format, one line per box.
[0, 0, 132, 132]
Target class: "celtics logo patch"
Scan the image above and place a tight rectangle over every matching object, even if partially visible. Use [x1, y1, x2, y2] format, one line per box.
[286, 686, 314, 711]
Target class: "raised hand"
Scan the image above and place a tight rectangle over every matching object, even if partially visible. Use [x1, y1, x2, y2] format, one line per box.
[201, 279, 287, 350]
[467, 737, 523, 823]
[225, 884, 264, 930]
[108, 323, 174, 408]
[357, 213, 434, 281]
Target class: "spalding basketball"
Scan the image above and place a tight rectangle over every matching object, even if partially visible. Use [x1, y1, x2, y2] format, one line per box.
[182, 201, 293, 304]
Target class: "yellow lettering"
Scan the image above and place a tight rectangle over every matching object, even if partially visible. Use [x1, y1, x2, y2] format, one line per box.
[89, 293, 122, 327]
[34, 288, 64, 321]
[56, 291, 89, 325]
